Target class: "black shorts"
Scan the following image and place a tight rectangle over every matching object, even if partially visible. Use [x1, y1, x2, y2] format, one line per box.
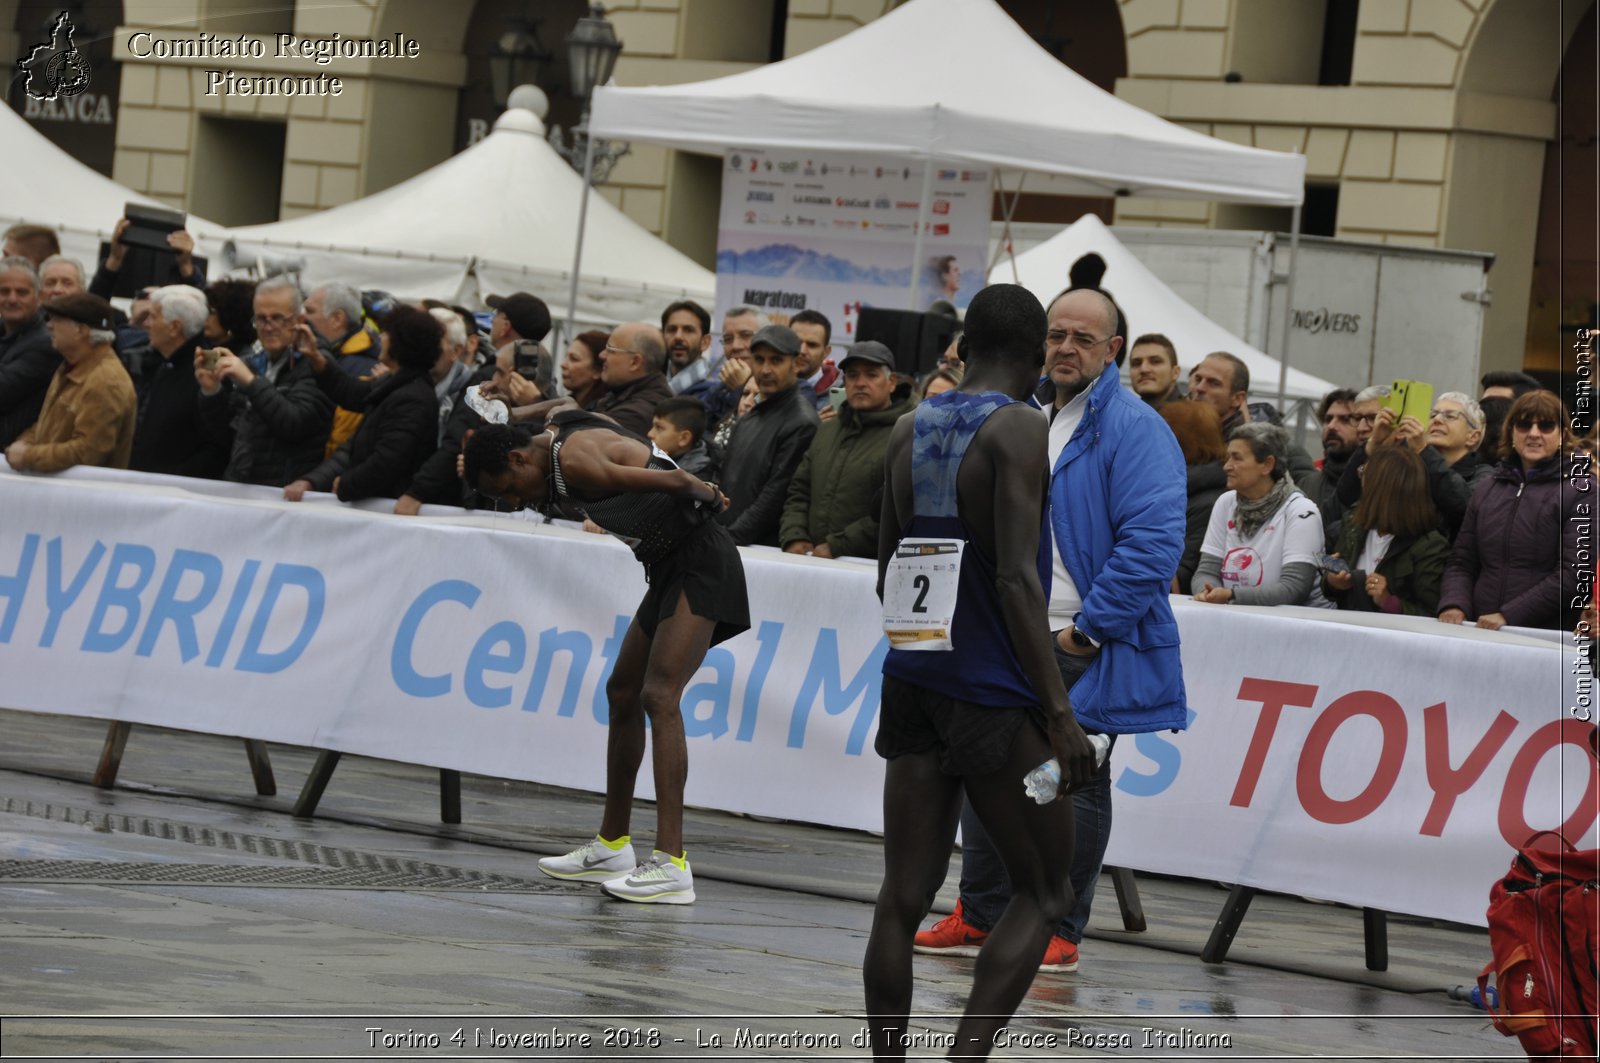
[636, 520, 750, 647]
[875, 675, 1048, 777]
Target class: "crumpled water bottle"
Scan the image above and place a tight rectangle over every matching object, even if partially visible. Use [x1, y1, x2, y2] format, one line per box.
[464, 384, 509, 425]
[1023, 734, 1112, 804]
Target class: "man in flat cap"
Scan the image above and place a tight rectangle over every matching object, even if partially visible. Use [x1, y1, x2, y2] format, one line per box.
[4, 293, 136, 473]
[780, 340, 913, 559]
[716, 324, 821, 546]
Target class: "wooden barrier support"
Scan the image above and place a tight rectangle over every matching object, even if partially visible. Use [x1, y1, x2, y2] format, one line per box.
[291, 749, 461, 825]
[1201, 883, 1388, 971]
[1108, 866, 1147, 932]
[92, 721, 276, 796]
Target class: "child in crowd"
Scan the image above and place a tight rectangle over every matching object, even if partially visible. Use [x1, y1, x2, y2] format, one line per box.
[650, 396, 717, 480]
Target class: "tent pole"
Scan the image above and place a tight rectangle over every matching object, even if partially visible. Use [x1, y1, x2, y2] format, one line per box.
[1274, 201, 1302, 412]
[906, 156, 936, 310]
[985, 172, 1026, 282]
[564, 133, 600, 349]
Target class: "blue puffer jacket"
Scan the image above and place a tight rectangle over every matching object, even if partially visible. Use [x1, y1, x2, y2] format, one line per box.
[1041, 368, 1190, 734]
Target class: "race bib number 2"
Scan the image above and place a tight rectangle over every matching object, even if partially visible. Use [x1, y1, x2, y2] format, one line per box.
[883, 538, 964, 651]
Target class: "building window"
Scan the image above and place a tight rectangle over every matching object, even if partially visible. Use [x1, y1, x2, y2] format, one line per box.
[1318, 0, 1359, 86]
[191, 117, 285, 225]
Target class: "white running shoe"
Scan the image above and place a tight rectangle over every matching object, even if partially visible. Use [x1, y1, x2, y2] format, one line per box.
[600, 851, 696, 905]
[538, 836, 636, 881]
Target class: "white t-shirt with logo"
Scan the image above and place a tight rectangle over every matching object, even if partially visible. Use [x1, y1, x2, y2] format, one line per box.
[1200, 490, 1332, 608]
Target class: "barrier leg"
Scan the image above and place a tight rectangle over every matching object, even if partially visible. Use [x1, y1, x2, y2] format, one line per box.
[1107, 866, 1147, 932]
[1362, 908, 1388, 971]
[440, 769, 461, 824]
[1201, 884, 1256, 964]
[292, 750, 342, 819]
[242, 740, 276, 796]
[93, 722, 133, 789]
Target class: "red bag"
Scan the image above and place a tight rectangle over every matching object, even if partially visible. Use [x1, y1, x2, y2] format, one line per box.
[1478, 830, 1600, 1059]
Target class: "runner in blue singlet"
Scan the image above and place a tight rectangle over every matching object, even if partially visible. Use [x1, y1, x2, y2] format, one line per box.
[864, 283, 1096, 1061]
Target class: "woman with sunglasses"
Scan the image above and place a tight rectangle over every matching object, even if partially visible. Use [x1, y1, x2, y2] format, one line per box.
[1439, 389, 1589, 630]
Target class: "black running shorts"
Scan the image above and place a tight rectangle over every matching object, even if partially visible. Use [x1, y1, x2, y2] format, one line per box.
[636, 520, 750, 647]
[875, 674, 1047, 777]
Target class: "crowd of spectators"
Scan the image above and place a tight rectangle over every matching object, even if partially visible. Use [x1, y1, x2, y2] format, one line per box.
[1, 217, 1590, 637]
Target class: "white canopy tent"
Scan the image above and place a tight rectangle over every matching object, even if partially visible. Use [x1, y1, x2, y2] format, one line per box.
[589, 0, 1311, 400]
[589, 0, 1304, 205]
[222, 107, 714, 328]
[1007, 214, 1336, 402]
[0, 100, 227, 275]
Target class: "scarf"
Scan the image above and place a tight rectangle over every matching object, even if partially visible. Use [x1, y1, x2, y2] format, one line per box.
[1234, 475, 1294, 540]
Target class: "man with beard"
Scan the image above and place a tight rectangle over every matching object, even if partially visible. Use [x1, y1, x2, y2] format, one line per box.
[662, 300, 715, 394]
[1297, 388, 1360, 547]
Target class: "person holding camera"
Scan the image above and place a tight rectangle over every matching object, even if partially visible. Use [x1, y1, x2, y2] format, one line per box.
[88, 215, 205, 300]
[283, 304, 442, 503]
[195, 277, 333, 487]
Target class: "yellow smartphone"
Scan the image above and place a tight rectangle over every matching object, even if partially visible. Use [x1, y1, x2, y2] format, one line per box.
[1401, 381, 1433, 425]
[1384, 380, 1409, 417]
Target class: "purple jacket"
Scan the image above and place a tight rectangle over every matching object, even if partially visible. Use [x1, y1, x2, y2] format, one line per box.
[1438, 455, 1590, 629]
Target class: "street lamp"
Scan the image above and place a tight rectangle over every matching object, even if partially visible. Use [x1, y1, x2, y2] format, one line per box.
[548, 3, 630, 186]
[487, 15, 551, 109]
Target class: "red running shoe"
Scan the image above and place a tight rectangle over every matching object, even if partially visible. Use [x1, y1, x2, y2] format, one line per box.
[1039, 935, 1079, 972]
[912, 900, 989, 957]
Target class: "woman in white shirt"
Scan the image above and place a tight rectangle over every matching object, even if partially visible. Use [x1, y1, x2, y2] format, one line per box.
[1193, 421, 1333, 608]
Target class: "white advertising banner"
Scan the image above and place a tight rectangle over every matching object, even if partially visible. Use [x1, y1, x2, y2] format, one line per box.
[715, 148, 990, 339]
[0, 469, 1593, 927]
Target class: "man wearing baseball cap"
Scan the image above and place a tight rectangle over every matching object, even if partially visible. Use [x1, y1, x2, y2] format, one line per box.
[486, 292, 551, 348]
[716, 323, 820, 546]
[780, 340, 913, 559]
[4, 293, 136, 472]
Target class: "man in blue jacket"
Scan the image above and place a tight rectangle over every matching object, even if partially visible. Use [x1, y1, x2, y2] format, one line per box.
[914, 286, 1189, 972]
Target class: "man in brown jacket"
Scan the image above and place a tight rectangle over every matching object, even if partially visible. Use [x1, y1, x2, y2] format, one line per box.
[4, 293, 136, 473]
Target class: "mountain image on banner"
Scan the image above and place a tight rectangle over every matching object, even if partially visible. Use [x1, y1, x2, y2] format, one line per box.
[717, 243, 911, 287]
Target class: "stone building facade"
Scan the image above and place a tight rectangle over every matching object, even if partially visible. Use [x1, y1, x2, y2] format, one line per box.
[6, 0, 1587, 374]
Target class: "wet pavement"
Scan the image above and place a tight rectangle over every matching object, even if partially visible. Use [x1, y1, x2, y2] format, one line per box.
[0, 707, 1515, 1060]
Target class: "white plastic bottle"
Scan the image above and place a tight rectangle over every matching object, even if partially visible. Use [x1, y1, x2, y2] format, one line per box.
[1022, 734, 1112, 804]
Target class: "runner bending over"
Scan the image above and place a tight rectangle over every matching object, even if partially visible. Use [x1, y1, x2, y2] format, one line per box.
[464, 408, 748, 904]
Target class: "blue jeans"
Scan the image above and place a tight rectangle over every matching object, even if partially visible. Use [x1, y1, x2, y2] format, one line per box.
[957, 644, 1113, 944]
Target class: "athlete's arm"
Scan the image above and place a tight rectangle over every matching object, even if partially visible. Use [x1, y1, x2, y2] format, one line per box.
[875, 416, 914, 601]
[984, 408, 1095, 792]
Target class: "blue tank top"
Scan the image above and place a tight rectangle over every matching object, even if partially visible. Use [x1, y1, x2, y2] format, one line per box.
[881, 390, 1052, 707]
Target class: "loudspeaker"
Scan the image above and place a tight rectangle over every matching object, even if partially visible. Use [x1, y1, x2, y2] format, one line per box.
[856, 307, 959, 376]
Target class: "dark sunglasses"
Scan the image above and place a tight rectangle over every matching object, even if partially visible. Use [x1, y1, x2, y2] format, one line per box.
[1514, 418, 1559, 434]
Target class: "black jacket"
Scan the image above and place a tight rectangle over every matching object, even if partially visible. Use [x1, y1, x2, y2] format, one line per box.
[1337, 444, 1471, 541]
[129, 335, 232, 478]
[717, 384, 821, 547]
[0, 312, 62, 449]
[200, 349, 334, 487]
[1177, 460, 1226, 594]
[592, 371, 673, 438]
[304, 367, 438, 501]
[1297, 452, 1354, 550]
[405, 364, 496, 507]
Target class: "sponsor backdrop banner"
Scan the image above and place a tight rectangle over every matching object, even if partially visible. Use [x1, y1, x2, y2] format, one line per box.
[715, 148, 990, 339]
[0, 468, 1593, 927]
